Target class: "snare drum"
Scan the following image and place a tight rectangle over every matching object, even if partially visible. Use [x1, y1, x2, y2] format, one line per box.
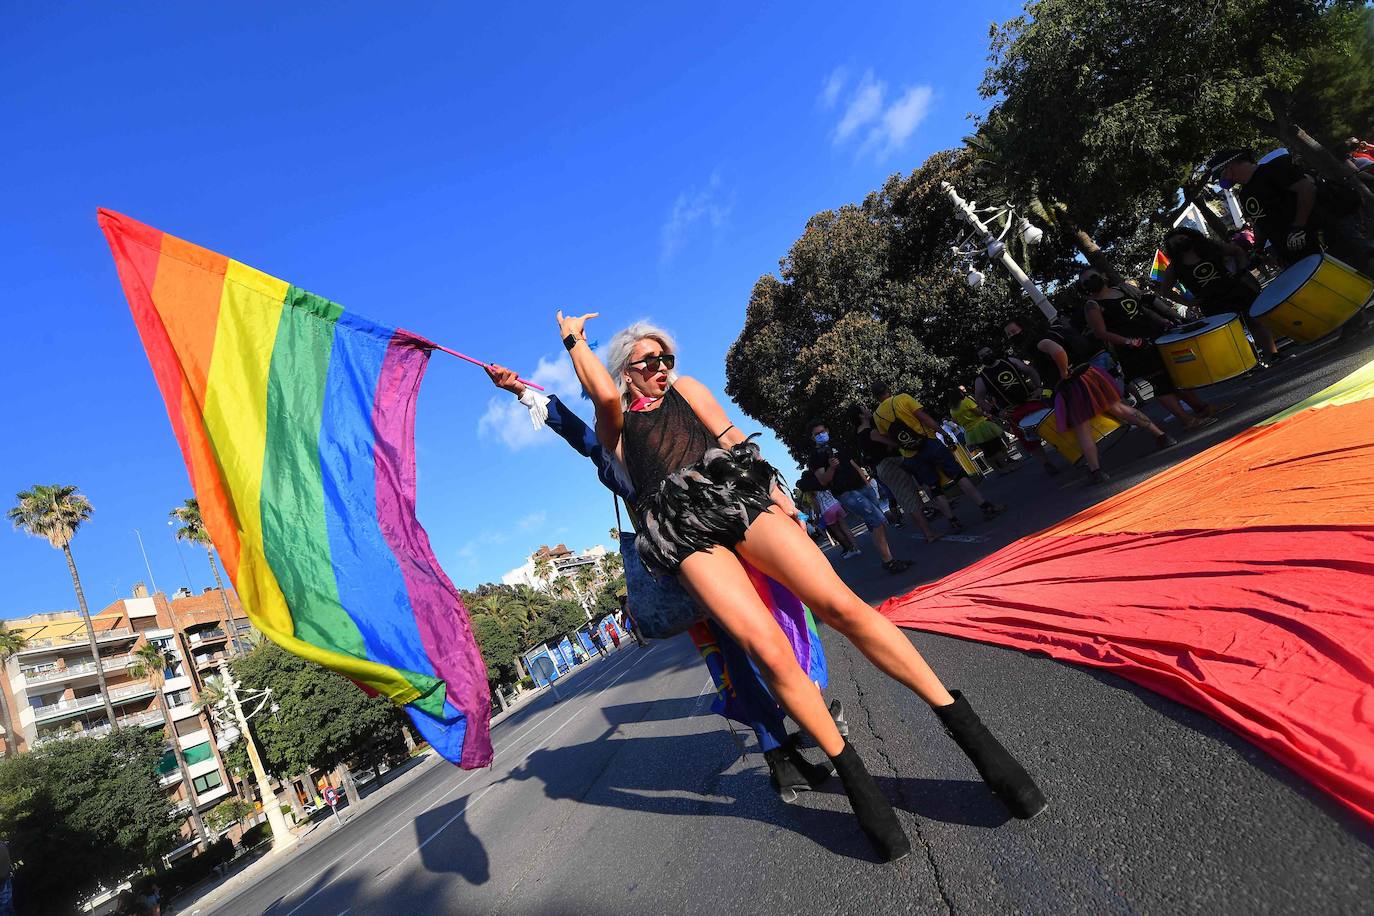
[1023, 407, 1119, 464]
[1250, 253, 1372, 342]
[1154, 313, 1257, 389]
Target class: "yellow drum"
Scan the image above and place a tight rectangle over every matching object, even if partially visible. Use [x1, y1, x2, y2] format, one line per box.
[1020, 407, 1119, 465]
[1250, 253, 1372, 343]
[1154, 313, 1257, 389]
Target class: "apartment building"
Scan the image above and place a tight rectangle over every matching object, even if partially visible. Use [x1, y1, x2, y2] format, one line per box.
[1, 583, 254, 844]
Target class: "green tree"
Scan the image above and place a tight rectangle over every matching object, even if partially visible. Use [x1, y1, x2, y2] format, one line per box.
[0, 727, 178, 914]
[8, 484, 117, 725]
[205, 797, 255, 834]
[229, 641, 408, 806]
[0, 623, 28, 758]
[170, 497, 243, 654]
[131, 641, 211, 850]
[980, 0, 1374, 237]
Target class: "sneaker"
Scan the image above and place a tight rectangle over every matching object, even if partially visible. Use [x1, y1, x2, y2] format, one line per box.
[1154, 433, 1179, 450]
[1089, 468, 1111, 484]
[840, 548, 862, 560]
[947, 517, 964, 534]
[980, 502, 1006, 520]
[829, 699, 850, 738]
[883, 558, 912, 574]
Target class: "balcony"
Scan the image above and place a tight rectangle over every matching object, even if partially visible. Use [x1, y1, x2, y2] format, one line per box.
[31, 709, 163, 747]
[187, 628, 227, 646]
[17, 627, 136, 655]
[194, 650, 229, 670]
[31, 681, 156, 721]
[20, 654, 133, 686]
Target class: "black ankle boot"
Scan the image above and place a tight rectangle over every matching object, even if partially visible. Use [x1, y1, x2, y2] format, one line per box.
[935, 691, 1048, 819]
[829, 741, 911, 862]
[765, 737, 833, 803]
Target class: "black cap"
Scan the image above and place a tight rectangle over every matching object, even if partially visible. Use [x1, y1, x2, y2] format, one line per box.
[1204, 148, 1253, 178]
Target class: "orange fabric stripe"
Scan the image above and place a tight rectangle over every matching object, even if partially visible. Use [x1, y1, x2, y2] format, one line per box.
[146, 233, 243, 576]
[1051, 395, 1374, 536]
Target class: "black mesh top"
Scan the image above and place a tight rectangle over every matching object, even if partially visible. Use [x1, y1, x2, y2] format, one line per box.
[623, 386, 717, 500]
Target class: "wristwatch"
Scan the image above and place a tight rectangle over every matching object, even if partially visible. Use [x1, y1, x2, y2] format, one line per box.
[563, 333, 580, 351]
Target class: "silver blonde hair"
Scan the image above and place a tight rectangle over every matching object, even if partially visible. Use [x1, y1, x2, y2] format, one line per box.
[605, 320, 680, 407]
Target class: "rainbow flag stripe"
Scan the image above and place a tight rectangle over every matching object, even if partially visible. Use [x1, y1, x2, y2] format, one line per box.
[881, 358, 1374, 823]
[99, 209, 491, 767]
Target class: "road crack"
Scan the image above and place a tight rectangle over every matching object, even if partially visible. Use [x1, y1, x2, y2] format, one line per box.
[843, 647, 955, 916]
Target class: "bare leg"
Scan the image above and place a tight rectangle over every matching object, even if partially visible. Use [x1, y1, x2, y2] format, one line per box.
[956, 476, 990, 505]
[1179, 389, 1209, 413]
[827, 523, 857, 552]
[1249, 319, 1278, 356]
[737, 511, 956, 709]
[1073, 422, 1101, 471]
[678, 548, 847, 755]
[1104, 401, 1164, 436]
[869, 525, 895, 564]
[1157, 393, 1199, 425]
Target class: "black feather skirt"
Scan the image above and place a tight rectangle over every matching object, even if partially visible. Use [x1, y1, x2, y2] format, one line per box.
[634, 437, 778, 577]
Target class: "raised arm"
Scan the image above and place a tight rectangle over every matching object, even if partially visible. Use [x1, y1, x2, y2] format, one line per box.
[557, 310, 623, 454]
[1037, 338, 1072, 380]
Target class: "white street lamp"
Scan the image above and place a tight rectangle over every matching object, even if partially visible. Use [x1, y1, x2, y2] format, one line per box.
[1019, 218, 1044, 246]
[212, 662, 296, 851]
[966, 268, 986, 288]
[941, 181, 1056, 320]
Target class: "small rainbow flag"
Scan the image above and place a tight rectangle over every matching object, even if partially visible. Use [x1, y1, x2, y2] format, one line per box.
[99, 209, 491, 767]
[881, 358, 1374, 823]
[1150, 249, 1193, 299]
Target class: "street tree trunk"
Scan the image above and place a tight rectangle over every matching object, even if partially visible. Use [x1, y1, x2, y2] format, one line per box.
[1263, 89, 1374, 221]
[336, 762, 362, 808]
[285, 777, 306, 823]
[0, 685, 15, 757]
[207, 551, 242, 656]
[158, 690, 211, 850]
[64, 544, 117, 725]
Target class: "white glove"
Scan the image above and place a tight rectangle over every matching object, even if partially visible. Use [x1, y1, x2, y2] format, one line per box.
[517, 387, 550, 429]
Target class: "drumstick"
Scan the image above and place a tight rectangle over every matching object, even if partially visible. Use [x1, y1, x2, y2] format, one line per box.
[432, 344, 546, 391]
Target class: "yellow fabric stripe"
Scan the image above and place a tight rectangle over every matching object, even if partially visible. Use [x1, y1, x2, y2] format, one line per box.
[201, 260, 420, 704]
[1258, 357, 1374, 426]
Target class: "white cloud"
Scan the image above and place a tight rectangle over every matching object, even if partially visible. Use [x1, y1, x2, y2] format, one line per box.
[476, 352, 586, 450]
[659, 171, 734, 265]
[455, 529, 509, 571]
[820, 67, 848, 109]
[517, 510, 547, 531]
[863, 85, 934, 156]
[826, 67, 935, 160]
[833, 70, 885, 144]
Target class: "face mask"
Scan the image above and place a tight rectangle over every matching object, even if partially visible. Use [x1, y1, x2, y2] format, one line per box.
[1081, 274, 1106, 293]
[813, 432, 830, 445]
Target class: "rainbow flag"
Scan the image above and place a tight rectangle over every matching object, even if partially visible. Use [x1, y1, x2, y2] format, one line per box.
[99, 209, 491, 768]
[1150, 249, 1193, 299]
[881, 358, 1374, 823]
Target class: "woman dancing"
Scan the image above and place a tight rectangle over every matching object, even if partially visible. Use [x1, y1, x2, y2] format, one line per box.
[558, 311, 1047, 862]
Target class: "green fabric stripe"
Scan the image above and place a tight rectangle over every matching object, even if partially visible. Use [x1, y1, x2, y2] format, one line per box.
[261, 287, 366, 658]
[260, 288, 441, 705]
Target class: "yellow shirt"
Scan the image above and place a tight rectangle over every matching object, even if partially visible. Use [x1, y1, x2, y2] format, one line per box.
[873, 394, 934, 457]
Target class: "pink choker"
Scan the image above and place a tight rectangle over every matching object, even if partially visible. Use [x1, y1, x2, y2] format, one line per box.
[629, 396, 660, 412]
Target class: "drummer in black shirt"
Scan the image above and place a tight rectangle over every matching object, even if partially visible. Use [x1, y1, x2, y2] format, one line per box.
[1206, 148, 1373, 274]
[972, 347, 1060, 475]
[1077, 267, 1214, 429]
[1154, 226, 1280, 360]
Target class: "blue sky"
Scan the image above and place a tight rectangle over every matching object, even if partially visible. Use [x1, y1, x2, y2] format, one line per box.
[0, 2, 1019, 618]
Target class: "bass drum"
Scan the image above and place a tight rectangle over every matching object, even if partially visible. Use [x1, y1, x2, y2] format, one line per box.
[1154, 312, 1257, 389]
[1250, 253, 1372, 343]
[1021, 407, 1119, 465]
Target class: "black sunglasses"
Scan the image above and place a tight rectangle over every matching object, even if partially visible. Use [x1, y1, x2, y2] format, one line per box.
[628, 353, 676, 373]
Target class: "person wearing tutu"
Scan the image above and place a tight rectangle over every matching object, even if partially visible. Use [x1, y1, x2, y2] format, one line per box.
[1006, 317, 1175, 484]
[557, 310, 1047, 862]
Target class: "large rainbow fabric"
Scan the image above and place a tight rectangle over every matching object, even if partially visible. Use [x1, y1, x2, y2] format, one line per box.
[99, 209, 491, 768]
[882, 358, 1374, 824]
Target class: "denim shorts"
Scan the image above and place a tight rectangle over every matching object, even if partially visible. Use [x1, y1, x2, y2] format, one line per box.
[900, 437, 966, 488]
[836, 488, 887, 530]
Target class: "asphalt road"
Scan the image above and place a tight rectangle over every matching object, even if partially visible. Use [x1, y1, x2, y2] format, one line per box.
[198, 330, 1374, 916]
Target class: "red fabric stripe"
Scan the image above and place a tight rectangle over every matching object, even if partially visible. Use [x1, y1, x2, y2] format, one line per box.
[881, 526, 1374, 824]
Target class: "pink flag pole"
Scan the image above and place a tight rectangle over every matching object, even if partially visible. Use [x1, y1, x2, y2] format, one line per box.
[432, 344, 546, 391]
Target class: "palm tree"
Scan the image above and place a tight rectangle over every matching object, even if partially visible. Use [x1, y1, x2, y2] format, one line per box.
[0, 623, 29, 757]
[132, 641, 211, 850]
[574, 565, 599, 619]
[8, 485, 117, 725]
[170, 498, 242, 654]
[532, 554, 553, 591]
